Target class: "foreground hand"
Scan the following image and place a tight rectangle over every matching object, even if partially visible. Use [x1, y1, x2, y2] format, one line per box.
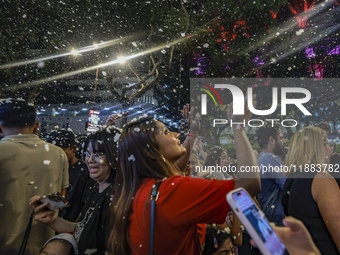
[181, 104, 200, 135]
[197, 138, 202, 149]
[29, 196, 57, 225]
[180, 103, 190, 126]
[29, 196, 42, 210]
[273, 217, 321, 255]
[105, 111, 129, 126]
[251, 217, 321, 255]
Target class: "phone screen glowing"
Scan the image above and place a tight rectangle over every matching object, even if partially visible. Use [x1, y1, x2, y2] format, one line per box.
[232, 190, 287, 255]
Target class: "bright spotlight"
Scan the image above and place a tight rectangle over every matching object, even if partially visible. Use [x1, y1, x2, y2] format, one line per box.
[117, 56, 126, 64]
[71, 49, 79, 56]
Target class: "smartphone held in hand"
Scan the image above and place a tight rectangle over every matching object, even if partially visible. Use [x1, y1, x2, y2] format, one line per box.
[227, 188, 288, 255]
[40, 192, 70, 211]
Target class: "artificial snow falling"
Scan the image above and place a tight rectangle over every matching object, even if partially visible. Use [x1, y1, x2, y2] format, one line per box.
[1, 0, 340, 254]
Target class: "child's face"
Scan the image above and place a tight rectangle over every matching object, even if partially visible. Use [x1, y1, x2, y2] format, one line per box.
[212, 238, 234, 255]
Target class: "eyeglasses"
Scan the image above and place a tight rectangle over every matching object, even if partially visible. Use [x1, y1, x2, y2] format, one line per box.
[81, 152, 106, 163]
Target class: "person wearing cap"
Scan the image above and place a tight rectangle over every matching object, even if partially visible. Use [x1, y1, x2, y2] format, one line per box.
[39, 233, 77, 255]
[46, 129, 89, 222]
[0, 99, 69, 255]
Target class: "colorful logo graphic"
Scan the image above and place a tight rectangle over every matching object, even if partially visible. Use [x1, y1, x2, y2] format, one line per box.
[198, 82, 223, 107]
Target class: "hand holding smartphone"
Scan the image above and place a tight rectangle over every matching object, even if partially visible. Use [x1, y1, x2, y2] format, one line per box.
[39, 192, 70, 211]
[227, 188, 288, 255]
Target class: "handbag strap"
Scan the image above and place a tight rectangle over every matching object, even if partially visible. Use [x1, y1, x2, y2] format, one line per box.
[18, 210, 34, 255]
[149, 180, 163, 255]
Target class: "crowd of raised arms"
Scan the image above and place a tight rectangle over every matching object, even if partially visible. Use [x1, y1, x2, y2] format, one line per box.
[1, 98, 338, 255]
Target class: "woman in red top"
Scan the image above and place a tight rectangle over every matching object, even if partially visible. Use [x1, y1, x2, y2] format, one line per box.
[108, 103, 260, 255]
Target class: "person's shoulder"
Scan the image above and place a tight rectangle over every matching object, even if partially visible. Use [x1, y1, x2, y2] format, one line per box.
[0, 139, 15, 148]
[158, 175, 194, 192]
[0, 135, 24, 146]
[258, 151, 275, 160]
[258, 151, 283, 166]
[44, 141, 64, 152]
[44, 142, 68, 158]
[258, 151, 270, 161]
[0, 135, 42, 153]
[162, 175, 204, 184]
[160, 175, 185, 186]
[271, 154, 284, 165]
[161, 175, 232, 189]
[0, 138, 14, 144]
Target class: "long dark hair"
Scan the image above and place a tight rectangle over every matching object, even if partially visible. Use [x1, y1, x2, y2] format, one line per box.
[108, 117, 179, 254]
[83, 127, 121, 183]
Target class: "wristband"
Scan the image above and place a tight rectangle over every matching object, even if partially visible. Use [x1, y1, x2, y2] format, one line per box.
[187, 133, 198, 138]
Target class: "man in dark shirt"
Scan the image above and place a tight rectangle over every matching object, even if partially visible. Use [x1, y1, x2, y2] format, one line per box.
[47, 129, 89, 222]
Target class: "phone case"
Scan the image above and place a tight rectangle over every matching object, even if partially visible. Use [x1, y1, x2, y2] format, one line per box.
[40, 192, 70, 211]
[227, 188, 287, 255]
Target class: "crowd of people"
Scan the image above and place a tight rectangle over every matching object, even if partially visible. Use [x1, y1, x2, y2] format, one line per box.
[0, 98, 337, 255]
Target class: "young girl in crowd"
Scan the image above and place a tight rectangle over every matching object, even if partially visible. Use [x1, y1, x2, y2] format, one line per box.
[203, 227, 235, 255]
[200, 146, 243, 254]
[30, 127, 121, 254]
[108, 101, 260, 255]
[282, 126, 340, 254]
[201, 146, 231, 180]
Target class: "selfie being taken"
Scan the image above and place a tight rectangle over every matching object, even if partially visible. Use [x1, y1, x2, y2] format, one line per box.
[1, 1, 339, 255]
